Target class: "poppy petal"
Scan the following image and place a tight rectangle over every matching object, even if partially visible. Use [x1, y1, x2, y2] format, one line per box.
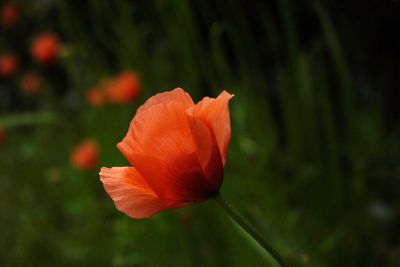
[186, 111, 223, 191]
[137, 87, 194, 115]
[100, 167, 167, 219]
[190, 91, 234, 166]
[118, 100, 215, 202]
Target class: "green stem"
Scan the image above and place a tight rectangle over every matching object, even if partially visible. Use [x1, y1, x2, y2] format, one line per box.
[213, 193, 287, 267]
[0, 112, 57, 128]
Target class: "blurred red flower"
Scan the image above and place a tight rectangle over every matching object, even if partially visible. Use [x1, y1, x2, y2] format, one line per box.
[31, 33, 61, 65]
[0, 53, 18, 78]
[0, 128, 6, 145]
[1, 3, 19, 28]
[71, 140, 99, 170]
[86, 87, 105, 107]
[100, 88, 233, 218]
[21, 72, 42, 94]
[105, 71, 140, 103]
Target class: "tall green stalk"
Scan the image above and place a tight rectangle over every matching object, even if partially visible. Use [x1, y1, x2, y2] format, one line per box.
[213, 194, 287, 267]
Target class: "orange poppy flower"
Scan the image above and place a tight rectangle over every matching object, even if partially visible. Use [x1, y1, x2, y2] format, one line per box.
[0, 128, 6, 145]
[31, 33, 61, 65]
[21, 72, 41, 94]
[105, 71, 140, 103]
[1, 3, 19, 28]
[0, 53, 18, 78]
[100, 88, 233, 218]
[71, 140, 99, 170]
[86, 87, 105, 107]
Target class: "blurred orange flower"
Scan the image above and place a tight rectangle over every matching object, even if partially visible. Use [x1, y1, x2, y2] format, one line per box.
[21, 72, 42, 94]
[0, 128, 6, 145]
[86, 87, 105, 107]
[100, 88, 233, 218]
[0, 53, 18, 78]
[105, 71, 140, 103]
[1, 3, 19, 28]
[71, 140, 99, 170]
[31, 33, 61, 65]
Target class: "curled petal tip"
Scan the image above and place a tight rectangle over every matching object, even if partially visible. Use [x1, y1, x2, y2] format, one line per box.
[220, 90, 235, 99]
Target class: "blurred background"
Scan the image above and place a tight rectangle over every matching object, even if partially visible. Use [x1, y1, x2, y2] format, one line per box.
[0, 0, 399, 266]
